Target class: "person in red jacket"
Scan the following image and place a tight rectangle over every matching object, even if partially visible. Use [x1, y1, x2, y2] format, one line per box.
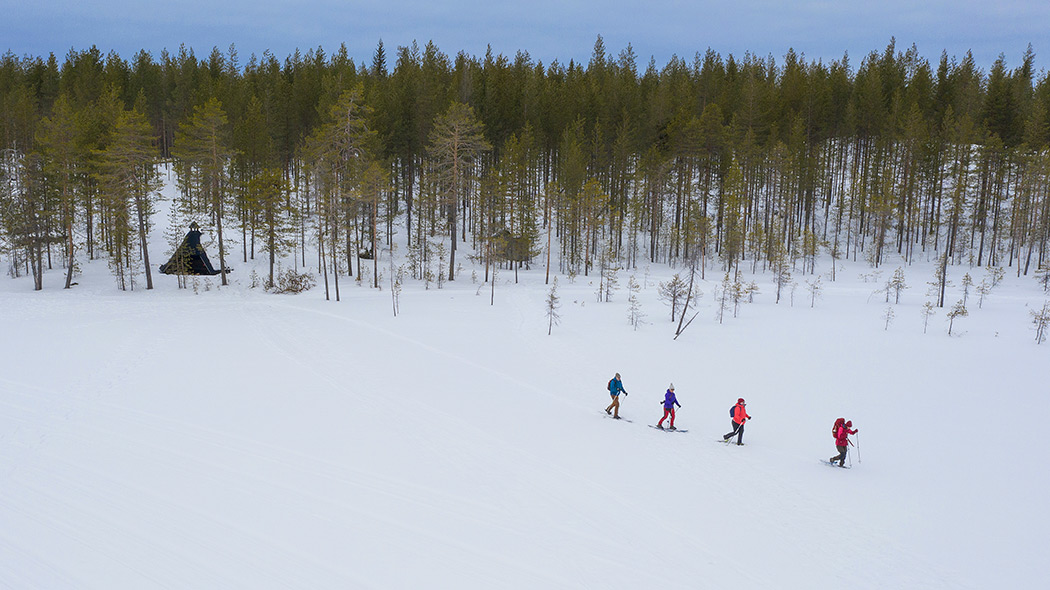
[830, 420, 858, 466]
[723, 398, 751, 445]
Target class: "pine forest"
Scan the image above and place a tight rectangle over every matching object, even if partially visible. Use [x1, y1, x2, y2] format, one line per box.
[2, 37, 1050, 302]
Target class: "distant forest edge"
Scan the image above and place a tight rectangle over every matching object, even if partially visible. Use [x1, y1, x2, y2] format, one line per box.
[2, 37, 1050, 301]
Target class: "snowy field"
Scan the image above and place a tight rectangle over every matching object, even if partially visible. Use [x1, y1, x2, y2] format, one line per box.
[1, 192, 1048, 588]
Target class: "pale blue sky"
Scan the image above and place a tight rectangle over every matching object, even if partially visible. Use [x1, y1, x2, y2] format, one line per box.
[4, 0, 1047, 71]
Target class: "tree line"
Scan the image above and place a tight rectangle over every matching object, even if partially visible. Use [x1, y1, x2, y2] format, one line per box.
[2, 37, 1049, 302]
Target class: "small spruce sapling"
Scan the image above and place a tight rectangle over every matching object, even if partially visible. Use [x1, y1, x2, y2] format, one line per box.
[806, 276, 823, 308]
[947, 300, 968, 335]
[975, 279, 990, 309]
[887, 267, 908, 304]
[961, 273, 973, 306]
[732, 271, 745, 318]
[883, 306, 895, 331]
[602, 261, 620, 302]
[1035, 263, 1050, 293]
[746, 281, 759, 303]
[545, 277, 561, 335]
[987, 266, 1005, 288]
[771, 242, 791, 304]
[435, 242, 448, 289]
[921, 301, 936, 334]
[1031, 301, 1050, 344]
[391, 264, 405, 317]
[717, 271, 732, 324]
[627, 275, 645, 330]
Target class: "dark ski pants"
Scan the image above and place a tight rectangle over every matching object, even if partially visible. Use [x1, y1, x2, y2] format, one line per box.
[658, 408, 676, 428]
[605, 395, 621, 417]
[831, 445, 848, 466]
[724, 421, 745, 444]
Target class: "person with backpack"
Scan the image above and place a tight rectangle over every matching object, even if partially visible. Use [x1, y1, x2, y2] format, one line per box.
[605, 373, 628, 419]
[656, 384, 681, 430]
[723, 398, 751, 444]
[830, 419, 858, 467]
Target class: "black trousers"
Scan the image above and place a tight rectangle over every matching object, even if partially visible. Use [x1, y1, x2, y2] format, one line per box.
[724, 421, 745, 444]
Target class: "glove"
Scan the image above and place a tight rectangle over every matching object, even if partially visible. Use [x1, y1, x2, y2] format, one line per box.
[623, 392, 628, 396]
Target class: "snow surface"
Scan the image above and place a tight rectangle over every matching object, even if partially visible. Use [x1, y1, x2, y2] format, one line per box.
[1, 180, 1047, 588]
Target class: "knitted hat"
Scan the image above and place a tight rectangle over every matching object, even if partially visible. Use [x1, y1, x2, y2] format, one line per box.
[738, 398, 745, 404]
[669, 383, 675, 390]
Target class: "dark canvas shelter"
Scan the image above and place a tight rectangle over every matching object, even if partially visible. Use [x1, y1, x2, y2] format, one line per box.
[159, 223, 222, 275]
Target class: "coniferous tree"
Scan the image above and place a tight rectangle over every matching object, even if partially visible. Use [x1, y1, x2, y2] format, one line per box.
[921, 301, 936, 334]
[806, 276, 823, 308]
[173, 97, 232, 286]
[1032, 301, 1050, 344]
[887, 267, 908, 303]
[947, 300, 968, 335]
[37, 93, 84, 289]
[428, 102, 490, 281]
[3, 41, 1050, 299]
[98, 106, 161, 289]
[0, 152, 51, 290]
[626, 275, 644, 329]
[246, 168, 293, 289]
[545, 276, 561, 335]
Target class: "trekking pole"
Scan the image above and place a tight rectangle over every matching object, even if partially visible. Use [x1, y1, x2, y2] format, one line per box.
[855, 432, 861, 463]
[847, 447, 852, 468]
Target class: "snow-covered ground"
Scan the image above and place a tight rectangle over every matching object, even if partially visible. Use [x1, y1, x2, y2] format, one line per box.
[1, 188, 1047, 588]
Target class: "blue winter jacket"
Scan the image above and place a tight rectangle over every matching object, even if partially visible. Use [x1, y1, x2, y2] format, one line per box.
[663, 390, 680, 409]
[608, 378, 625, 396]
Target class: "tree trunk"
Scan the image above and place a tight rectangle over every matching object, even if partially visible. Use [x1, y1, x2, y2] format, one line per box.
[135, 191, 154, 290]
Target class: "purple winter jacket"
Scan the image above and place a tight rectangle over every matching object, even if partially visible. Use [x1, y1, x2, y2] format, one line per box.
[663, 390, 680, 409]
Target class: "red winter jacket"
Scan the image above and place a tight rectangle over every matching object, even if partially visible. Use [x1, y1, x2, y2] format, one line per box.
[835, 425, 857, 447]
[731, 403, 750, 425]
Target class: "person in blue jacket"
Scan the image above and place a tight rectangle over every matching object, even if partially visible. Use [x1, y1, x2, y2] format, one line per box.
[605, 373, 628, 418]
[657, 384, 681, 430]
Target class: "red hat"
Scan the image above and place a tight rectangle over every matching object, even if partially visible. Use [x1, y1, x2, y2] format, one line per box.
[845, 420, 853, 427]
[737, 398, 745, 404]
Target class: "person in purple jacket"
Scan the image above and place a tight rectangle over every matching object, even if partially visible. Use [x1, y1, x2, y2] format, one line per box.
[656, 384, 681, 430]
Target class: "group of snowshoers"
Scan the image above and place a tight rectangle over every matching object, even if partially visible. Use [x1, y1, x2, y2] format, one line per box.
[605, 373, 859, 466]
